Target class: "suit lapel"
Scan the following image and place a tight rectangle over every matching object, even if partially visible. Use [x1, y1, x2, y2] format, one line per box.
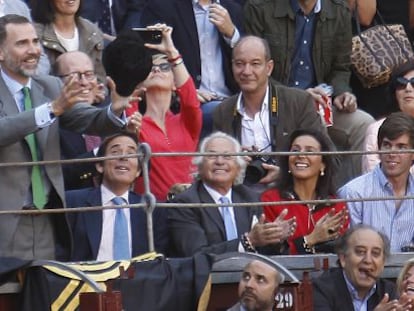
[30, 79, 51, 151]
[198, 183, 227, 239]
[130, 195, 148, 256]
[83, 189, 104, 258]
[0, 75, 19, 116]
[232, 191, 250, 236]
[176, 0, 200, 53]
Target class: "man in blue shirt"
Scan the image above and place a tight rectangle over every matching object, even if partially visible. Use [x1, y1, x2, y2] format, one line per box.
[339, 112, 414, 253]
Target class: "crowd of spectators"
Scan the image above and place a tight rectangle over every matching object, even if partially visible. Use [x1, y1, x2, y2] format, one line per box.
[3, 0, 414, 309]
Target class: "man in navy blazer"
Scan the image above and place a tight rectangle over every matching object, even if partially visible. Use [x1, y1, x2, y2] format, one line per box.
[66, 133, 168, 261]
[80, 0, 145, 35]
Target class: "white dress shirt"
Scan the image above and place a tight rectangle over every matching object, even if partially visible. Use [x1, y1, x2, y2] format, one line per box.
[97, 184, 132, 261]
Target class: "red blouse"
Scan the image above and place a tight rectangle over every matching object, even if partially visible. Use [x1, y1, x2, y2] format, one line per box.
[261, 188, 349, 254]
[128, 77, 202, 201]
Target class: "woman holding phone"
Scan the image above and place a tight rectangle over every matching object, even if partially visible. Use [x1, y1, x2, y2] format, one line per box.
[129, 24, 202, 201]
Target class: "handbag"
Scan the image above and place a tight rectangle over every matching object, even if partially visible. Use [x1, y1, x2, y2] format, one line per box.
[351, 9, 414, 88]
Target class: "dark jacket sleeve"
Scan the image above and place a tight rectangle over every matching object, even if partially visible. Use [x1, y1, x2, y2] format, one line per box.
[168, 203, 240, 257]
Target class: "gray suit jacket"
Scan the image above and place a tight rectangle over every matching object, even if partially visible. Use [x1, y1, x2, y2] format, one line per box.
[0, 74, 125, 259]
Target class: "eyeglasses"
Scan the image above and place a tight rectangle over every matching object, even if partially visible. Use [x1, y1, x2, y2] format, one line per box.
[205, 154, 234, 161]
[151, 63, 172, 72]
[59, 70, 96, 81]
[395, 76, 414, 90]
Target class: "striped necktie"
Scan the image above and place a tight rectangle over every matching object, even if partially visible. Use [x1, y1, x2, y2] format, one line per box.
[23, 87, 47, 209]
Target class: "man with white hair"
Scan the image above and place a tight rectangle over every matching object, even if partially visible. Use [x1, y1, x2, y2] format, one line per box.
[168, 131, 296, 257]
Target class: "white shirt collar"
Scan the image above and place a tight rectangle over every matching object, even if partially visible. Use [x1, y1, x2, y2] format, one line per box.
[1, 69, 31, 95]
[236, 86, 269, 118]
[202, 182, 232, 204]
[100, 184, 129, 206]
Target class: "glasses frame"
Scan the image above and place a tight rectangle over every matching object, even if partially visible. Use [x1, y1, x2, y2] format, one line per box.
[151, 62, 172, 73]
[59, 70, 97, 81]
[396, 76, 414, 90]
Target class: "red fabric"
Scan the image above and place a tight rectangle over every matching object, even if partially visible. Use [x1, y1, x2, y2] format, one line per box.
[261, 189, 349, 254]
[130, 78, 202, 201]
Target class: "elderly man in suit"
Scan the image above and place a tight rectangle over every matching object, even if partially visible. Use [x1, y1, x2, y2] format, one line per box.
[66, 133, 168, 261]
[313, 225, 412, 311]
[228, 260, 283, 311]
[0, 14, 139, 260]
[169, 131, 296, 257]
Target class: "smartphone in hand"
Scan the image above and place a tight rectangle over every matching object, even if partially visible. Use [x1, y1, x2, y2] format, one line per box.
[132, 28, 162, 44]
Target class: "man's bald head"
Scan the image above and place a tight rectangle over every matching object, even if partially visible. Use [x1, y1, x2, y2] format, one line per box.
[54, 51, 95, 77]
[238, 260, 282, 311]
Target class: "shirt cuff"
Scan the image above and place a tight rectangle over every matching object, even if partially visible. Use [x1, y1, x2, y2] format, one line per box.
[238, 241, 245, 252]
[35, 103, 56, 128]
[107, 105, 126, 127]
[223, 28, 240, 48]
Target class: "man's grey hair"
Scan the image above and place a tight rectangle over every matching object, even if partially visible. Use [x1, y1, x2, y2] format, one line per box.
[193, 131, 246, 185]
[335, 224, 391, 262]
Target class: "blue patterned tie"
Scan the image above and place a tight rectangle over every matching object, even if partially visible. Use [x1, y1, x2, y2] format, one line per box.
[112, 196, 130, 260]
[219, 197, 238, 240]
[98, 0, 112, 34]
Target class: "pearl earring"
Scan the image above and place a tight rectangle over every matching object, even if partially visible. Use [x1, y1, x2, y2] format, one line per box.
[320, 170, 325, 176]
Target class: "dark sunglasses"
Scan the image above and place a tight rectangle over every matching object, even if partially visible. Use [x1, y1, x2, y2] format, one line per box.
[151, 62, 172, 72]
[396, 76, 414, 90]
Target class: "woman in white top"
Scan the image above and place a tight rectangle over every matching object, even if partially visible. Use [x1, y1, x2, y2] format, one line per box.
[30, 0, 106, 83]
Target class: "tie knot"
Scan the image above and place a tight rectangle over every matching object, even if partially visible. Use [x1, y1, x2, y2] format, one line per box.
[112, 196, 126, 206]
[219, 196, 230, 204]
[22, 86, 30, 96]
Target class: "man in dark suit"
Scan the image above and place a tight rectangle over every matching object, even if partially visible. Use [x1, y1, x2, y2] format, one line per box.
[66, 133, 169, 261]
[141, 0, 243, 138]
[0, 14, 138, 261]
[169, 131, 296, 257]
[313, 225, 411, 310]
[80, 0, 145, 37]
[228, 259, 283, 311]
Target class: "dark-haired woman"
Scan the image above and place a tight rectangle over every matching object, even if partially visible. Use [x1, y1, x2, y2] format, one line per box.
[30, 0, 106, 82]
[261, 129, 349, 254]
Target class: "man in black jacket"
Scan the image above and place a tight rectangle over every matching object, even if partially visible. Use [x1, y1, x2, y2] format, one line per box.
[313, 225, 411, 310]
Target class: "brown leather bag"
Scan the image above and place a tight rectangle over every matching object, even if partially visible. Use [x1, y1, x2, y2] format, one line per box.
[351, 10, 414, 88]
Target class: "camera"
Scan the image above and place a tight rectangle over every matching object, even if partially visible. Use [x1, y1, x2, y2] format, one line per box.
[244, 155, 277, 184]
